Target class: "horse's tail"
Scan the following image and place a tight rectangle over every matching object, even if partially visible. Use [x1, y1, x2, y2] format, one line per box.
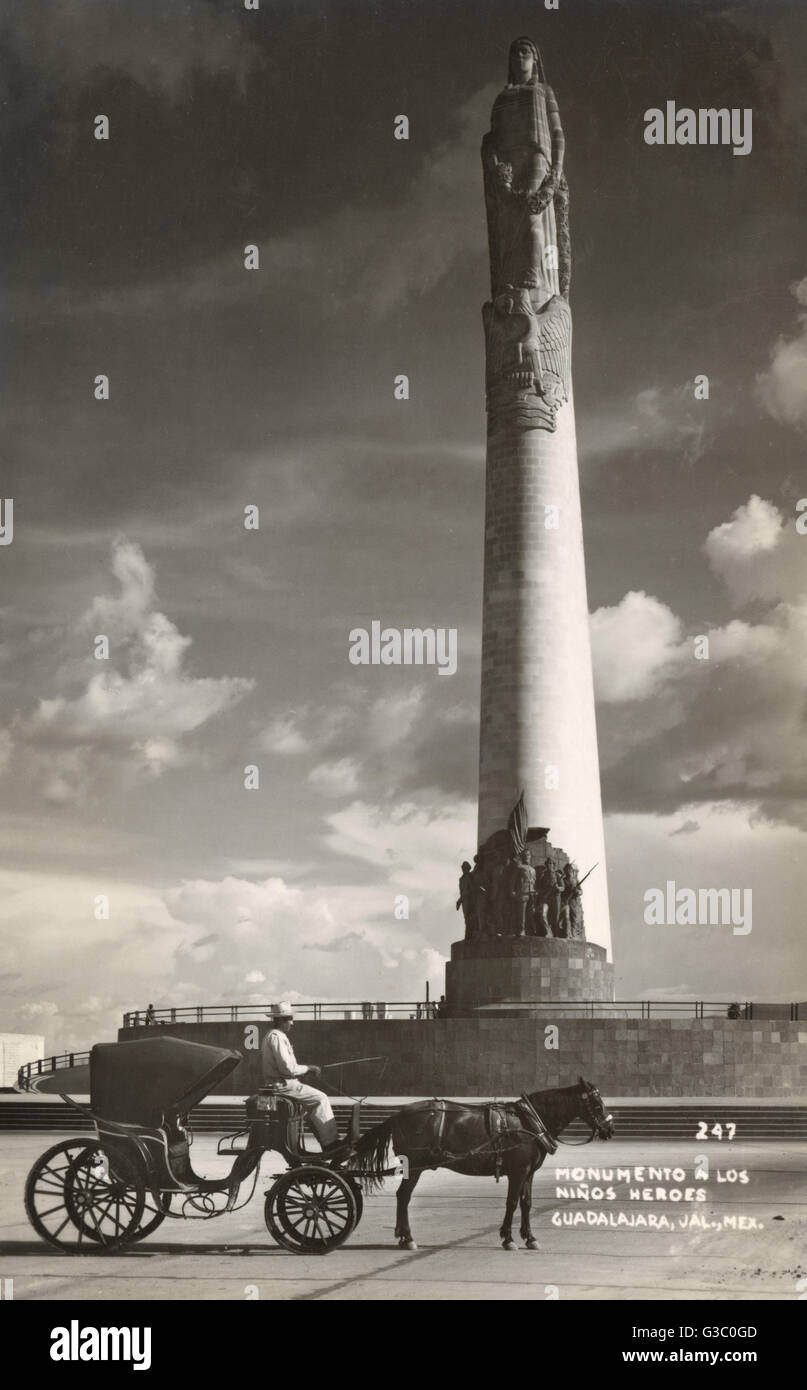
[345, 1115, 396, 1193]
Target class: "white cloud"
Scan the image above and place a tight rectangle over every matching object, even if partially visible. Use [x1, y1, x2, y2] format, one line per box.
[579, 383, 708, 463]
[260, 715, 311, 755]
[5, 789, 803, 1057]
[307, 757, 361, 797]
[591, 590, 686, 702]
[21, 538, 253, 790]
[704, 494, 807, 604]
[18, 1001, 59, 1020]
[366, 688, 426, 749]
[755, 276, 807, 430]
[323, 796, 475, 888]
[595, 497, 807, 828]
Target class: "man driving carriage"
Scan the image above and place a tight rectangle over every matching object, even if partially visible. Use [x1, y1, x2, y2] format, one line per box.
[261, 1002, 345, 1154]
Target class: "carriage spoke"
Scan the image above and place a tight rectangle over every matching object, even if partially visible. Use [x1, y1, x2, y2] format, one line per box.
[50, 1210, 74, 1240]
[318, 1210, 342, 1236]
[90, 1193, 117, 1232]
[34, 1174, 69, 1193]
[34, 1200, 70, 1219]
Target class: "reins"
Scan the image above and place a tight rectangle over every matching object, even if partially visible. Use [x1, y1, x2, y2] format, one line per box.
[553, 1124, 597, 1146]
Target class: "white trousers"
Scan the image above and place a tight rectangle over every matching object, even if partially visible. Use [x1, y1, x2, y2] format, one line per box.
[270, 1080, 338, 1145]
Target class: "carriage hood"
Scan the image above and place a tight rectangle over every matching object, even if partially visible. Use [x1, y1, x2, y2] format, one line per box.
[90, 1036, 242, 1125]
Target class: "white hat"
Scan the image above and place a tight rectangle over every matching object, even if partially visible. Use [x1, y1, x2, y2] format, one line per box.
[268, 1001, 294, 1020]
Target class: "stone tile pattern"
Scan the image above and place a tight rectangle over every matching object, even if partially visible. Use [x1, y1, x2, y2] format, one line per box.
[477, 394, 611, 954]
[120, 1020, 807, 1098]
[446, 938, 614, 1006]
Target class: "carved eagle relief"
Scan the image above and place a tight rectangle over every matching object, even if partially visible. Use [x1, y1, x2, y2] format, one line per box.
[484, 291, 572, 431]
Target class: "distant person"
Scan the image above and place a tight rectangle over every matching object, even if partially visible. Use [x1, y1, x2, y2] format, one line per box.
[435, 995, 448, 1018]
[144, 1003, 157, 1027]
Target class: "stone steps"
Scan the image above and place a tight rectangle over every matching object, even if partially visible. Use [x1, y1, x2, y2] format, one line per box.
[1, 1099, 804, 1141]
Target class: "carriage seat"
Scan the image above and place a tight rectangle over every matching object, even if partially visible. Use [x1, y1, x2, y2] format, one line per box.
[246, 1088, 360, 1157]
[93, 1112, 201, 1187]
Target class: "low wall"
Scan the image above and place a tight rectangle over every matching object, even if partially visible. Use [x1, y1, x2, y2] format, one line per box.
[117, 1018, 807, 1098]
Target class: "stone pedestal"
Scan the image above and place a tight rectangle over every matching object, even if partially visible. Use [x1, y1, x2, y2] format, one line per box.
[445, 937, 613, 1013]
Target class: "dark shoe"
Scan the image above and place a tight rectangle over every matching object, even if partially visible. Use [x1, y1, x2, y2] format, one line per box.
[321, 1138, 351, 1160]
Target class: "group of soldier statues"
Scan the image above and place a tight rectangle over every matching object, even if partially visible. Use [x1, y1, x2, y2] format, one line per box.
[456, 848, 585, 941]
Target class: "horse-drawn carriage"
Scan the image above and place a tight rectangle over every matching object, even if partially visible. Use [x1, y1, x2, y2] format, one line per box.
[25, 1034, 614, 1255]
[24, 1036, 383, 1255]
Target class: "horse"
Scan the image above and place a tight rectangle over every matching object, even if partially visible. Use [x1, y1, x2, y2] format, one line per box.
[346, 1076, 613, 1250]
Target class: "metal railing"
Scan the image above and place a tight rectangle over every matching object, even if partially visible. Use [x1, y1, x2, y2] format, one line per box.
[117, 998, 799, 1028]
[121, 1001, 438, 1027]
[16, 1050, 90, 1091]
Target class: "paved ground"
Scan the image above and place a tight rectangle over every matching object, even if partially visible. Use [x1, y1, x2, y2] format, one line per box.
[1, 1133, 805, 1301]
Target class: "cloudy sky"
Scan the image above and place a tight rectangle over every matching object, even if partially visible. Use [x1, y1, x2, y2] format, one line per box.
[2, 0, 807, 1053]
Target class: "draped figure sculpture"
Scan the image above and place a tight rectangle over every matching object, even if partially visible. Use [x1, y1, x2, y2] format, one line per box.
[482, 37, 572, 433]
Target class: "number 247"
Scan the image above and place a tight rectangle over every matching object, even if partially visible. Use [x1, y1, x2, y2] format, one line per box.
[695, 1122, 736, 1141]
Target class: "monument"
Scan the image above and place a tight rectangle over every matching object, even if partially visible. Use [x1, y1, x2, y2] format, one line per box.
[14, 34, 805, 1116]
[446, 37, 613, 1013]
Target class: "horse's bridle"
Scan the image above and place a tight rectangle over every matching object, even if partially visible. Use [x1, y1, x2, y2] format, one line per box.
[555, 1083, 614, 1146]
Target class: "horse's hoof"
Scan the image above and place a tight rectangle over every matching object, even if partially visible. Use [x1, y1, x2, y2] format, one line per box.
[502, 1240, 518, 1251]
[525, 1239, 540, 1251]
[398, 1238, 417, 1250]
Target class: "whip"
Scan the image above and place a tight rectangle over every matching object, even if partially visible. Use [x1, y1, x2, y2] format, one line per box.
[321, 1055, 387, 1069]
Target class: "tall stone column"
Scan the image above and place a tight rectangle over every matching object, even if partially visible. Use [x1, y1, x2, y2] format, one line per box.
[448, 37, 612, 1011]
[477, 385, 611, 956]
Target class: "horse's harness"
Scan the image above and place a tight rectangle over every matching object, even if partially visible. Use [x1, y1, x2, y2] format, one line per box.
[405, 1095, 558, 1180]
[402, 1089, 610, 1178]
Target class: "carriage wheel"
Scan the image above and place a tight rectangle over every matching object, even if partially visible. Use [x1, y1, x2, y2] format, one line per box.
[264, 1166, 358, 1254]
[130, 1191, 172, 1242]
[25, 1140, 145, 1254]
[76, 1186, 172, 1245]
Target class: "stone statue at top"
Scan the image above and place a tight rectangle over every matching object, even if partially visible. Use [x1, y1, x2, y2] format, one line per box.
[482, 37, 572, 432]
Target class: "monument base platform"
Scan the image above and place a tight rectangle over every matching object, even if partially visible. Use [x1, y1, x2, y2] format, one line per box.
[445, 938, 613, 1011]
[115, 1018, 806, 1098]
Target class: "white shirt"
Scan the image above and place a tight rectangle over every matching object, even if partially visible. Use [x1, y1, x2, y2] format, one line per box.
[261, 1028, 309, 1082]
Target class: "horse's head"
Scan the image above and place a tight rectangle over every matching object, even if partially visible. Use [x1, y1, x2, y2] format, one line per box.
[577, 1076, 614, 1140]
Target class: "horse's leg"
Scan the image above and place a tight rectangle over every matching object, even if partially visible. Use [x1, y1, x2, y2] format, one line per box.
[395, 1168, 421, 1250]
[520, 1154, 544, 1249]
[500, 1166, 524, 1251]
